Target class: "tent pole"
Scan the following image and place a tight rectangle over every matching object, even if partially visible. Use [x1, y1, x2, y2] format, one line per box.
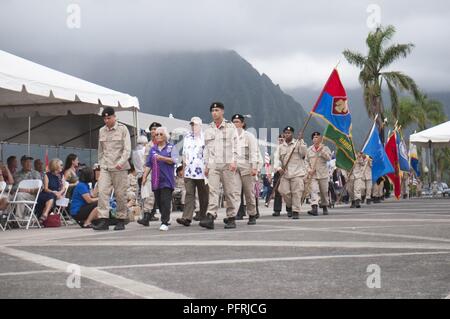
[27, 116, 31, 156]
[428, 140, 432, 187]
[89, 114, 92, 166]
[134, 108, 139, 145]
[132, 108, 135, 145]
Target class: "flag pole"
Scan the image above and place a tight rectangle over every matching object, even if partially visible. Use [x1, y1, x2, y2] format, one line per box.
[334, 60, 341, 70]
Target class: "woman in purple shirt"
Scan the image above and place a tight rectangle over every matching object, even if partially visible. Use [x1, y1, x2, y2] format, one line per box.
[142, 127, 178, 231]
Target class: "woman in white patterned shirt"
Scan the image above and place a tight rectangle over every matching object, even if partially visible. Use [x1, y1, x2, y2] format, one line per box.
[176, 117, 209, 226]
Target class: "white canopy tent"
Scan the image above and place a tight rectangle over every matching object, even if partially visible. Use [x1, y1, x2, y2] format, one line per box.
[409, 121, 450, 148]
[0, 49, 139, 154]
[409, 121, 450, 185]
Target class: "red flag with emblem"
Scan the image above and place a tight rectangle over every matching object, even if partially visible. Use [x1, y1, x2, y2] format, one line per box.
[384, 133, 401, 199]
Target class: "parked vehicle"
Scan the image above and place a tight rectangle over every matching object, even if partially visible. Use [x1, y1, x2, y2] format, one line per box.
[441, 183, 450, 197]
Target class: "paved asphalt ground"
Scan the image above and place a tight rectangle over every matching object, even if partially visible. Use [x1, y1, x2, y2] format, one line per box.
[1, 198, 449, 299]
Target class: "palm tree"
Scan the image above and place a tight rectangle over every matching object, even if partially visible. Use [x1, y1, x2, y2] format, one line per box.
[385, 93, 445, 131]
[343, 25, 420, 141]
[384, 97, 424, 130]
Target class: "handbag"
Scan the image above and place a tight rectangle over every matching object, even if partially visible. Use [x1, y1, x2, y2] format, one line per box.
[141, 179, 152, 199]
[43, 212, 61, 227]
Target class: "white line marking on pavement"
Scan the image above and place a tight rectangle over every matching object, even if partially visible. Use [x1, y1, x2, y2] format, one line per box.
[70, 223, 447, 242]
[0, 270, 62, 277]
[257, 218, 450, 223]
[9, 240, 450, 250]
[0, 246, 188, 299]
[255, 224, 450, 243]
[3, 221, 449, 247]
[96, 251, 450, 270]
[330, 229, 450, 243]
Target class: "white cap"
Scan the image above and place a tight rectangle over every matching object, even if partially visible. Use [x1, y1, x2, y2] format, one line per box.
[137, 135, 148, 144]
[190, 116, 202, 125]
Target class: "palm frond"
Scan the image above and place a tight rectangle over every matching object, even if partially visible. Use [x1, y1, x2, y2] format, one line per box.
[379, 25, 396, 45]
[342, 50, 366, 68]
[380, 43, 415, 70]
[381, 71, 420, 99]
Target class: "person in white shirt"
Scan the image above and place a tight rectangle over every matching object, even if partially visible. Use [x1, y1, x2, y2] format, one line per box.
[176, 117, 209, 226]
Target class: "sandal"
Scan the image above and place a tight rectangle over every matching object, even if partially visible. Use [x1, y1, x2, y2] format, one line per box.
[82, 223, 93, 229]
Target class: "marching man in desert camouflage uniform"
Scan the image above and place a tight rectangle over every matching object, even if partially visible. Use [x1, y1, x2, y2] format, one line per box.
[200, 102, 239, 230]
[94, 107, 131, 231]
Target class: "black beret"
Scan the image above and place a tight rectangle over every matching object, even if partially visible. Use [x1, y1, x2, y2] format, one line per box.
[231, 114, 244, 122]
[283, 126, 294, 133]
[101, 107, 115, 117]
[210, 102, 224, 111]
[149, 122, 162, 130]
[311, 131, 321, 139]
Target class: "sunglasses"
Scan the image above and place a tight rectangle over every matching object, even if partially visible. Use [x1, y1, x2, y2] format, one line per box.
[155, 133, 164, 136]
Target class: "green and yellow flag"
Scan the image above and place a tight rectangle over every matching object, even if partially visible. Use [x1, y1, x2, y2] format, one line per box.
[323, 124, 356, 171]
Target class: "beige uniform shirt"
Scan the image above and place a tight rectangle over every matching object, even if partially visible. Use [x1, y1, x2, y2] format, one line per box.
[273, 144, 282, 171]
[236, 130, 259, 175]
[275, 138, 308, 179]
[306, 144, 332, 179]
[362, 157, 372, 181]
[350, 156, 365, 180]
[98, 122, 131, 171]
[204, 120, 238, 169]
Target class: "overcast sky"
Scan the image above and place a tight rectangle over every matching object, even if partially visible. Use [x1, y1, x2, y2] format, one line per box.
[1, 0, 449, 91]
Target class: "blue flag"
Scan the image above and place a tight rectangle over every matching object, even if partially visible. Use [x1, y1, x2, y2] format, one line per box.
[409, 143, 421, 177]
[396, 131, 410, 172]
[362, 121, 395, 183]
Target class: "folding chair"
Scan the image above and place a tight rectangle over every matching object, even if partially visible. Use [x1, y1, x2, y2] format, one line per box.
[6, 179, 43, 230]
[56, 181, 73, 226]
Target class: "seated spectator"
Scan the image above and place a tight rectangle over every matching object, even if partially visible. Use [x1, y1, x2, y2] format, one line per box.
[12, 155, 42, 219]
[0, 161, 14, 185]
[63, 153, 79, 198]
[7, 156, 18, 176]
[92, 163, 101, 189]
[70, 167, 99, 228]
[36, 159, 66, 223]
[34, 159, 45, 180]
